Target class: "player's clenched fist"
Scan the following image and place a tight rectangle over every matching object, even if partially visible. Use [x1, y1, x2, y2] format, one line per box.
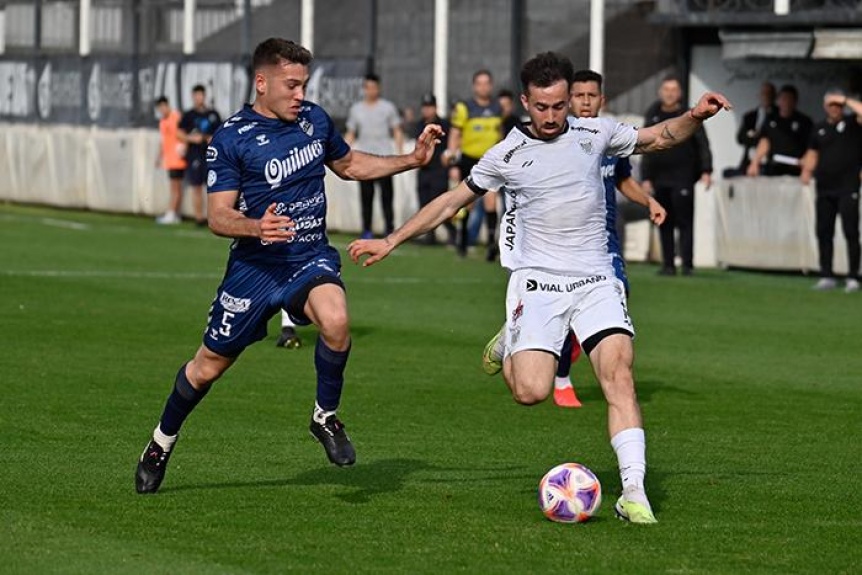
[258, 202, 295, 243]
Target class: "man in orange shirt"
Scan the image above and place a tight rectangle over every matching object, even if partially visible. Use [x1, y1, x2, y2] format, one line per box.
[155, 96, 188, 225]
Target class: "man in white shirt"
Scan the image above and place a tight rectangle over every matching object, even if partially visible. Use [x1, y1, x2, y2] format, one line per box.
[348, 52, 731, 524]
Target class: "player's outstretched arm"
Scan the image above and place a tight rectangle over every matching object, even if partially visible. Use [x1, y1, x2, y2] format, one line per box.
[208, 191, 295, 242]
[348, 182, 478, 267]
[328, 124, 445, 181]
[634, 92, 732, 155]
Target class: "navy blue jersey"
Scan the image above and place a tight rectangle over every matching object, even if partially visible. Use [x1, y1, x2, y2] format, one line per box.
[600, 155, 632, 256]
[207, 102, 350, 264]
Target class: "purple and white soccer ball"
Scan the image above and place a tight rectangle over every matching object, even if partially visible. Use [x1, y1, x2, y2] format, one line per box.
[538, 462, 602, 523]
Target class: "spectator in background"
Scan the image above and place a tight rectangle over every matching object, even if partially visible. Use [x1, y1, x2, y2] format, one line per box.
[154, 96, 187, 225]
[346, 74, 404, 239]
[736, 82, 776, 174]
[414, 93, 455, 245]
[642, 75, 713, 276]
[498, 89, 520, 135]
[747, 84, 812, 177]
[178, 84, 221, 227]
[445, 70, 503, 260]
[801, 90, 862, 293]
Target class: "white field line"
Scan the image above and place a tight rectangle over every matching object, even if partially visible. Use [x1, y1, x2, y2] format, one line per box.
[39, 218, 91, 230]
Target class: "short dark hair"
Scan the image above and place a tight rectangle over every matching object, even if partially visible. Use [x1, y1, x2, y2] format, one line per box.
[661, 74, 682, 87]
[473, 69, 493, 83]
[520, 52, 574, 94]
[573, 69, 603, 91]
[779, 84, 798, 100]
[497, 88, 514, 100]
[155, 95, 168, 105]
[252, 37, 313, 71]
[192, 84, 206, 94]
[364, 73, 380, 84]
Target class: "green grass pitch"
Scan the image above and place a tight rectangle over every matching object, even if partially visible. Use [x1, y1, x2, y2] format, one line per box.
[1, 204, 860, 574]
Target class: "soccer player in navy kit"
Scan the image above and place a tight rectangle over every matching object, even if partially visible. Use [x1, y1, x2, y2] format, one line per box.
[135, 38, 443, 494]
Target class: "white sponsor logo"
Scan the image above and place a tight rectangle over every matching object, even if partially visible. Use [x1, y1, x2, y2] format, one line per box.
[264, 139, 325, 189]
[219, 291, 251, 313]
[206, 146, 218, 162]
[238, 122, 257, 135]
[285, 191, 325, 214]
[207, 170, 217, 187]
[256, 134, 270, 146]
[292, 215, 324, 231]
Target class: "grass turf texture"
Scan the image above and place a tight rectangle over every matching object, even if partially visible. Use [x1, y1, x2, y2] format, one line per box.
[1, 203, 860, 575]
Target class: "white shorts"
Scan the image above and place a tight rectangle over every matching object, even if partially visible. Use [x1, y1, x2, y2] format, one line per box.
[504, 268, 634, 358]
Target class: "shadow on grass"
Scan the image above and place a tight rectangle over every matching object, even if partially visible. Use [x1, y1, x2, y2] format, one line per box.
[564, 378, 696, 406]
[635, 379, 697, 404]
[164, 458, 534, 504]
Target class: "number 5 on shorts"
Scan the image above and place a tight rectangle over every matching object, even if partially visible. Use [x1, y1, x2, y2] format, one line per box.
[219, 311, 235, 337]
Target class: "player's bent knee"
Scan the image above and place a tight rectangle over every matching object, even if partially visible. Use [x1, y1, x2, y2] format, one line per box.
[188, 347, 233, 386]
[317, 310, 350, 350]
[510, 376, 551, 406]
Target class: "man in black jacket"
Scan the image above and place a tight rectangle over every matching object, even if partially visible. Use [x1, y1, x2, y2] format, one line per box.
[642, 76, 713, 276]
[736, 82, 776, 173]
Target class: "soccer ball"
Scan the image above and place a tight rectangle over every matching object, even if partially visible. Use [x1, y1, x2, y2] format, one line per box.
[538, 462, 602, 523]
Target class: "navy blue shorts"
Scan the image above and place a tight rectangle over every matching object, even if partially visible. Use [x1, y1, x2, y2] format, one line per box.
[203, 250, 343, 357]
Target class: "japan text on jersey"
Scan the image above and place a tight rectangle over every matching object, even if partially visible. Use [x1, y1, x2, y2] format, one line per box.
[206, 102, 350, 264]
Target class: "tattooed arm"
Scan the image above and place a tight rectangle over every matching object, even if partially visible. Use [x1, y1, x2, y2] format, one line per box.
[634, 92, 732, 155]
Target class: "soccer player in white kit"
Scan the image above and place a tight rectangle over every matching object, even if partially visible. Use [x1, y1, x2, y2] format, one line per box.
[348, 52, 731, 524]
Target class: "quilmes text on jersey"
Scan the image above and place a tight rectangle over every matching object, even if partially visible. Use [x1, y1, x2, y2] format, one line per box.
[265, 139, 325, 189]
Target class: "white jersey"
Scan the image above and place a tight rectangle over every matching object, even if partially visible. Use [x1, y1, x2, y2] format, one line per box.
[467, 116, 638, 276]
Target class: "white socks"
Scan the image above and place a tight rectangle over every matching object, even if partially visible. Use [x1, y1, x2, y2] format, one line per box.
[554, 376, 572, 390]
[281, 310, 296, 328]
[313, 402, 335, 425]
[611, 427, 648, 503]
[153, 425, 178, 452]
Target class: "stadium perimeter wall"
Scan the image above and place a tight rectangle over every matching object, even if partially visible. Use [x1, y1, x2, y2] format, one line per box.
[0, 122, 419, 234]
[1, 123, 854, 274]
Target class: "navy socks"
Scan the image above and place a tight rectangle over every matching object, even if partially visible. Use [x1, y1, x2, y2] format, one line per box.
[158, 363, 210, 436]
[314, 336, 351, 412]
